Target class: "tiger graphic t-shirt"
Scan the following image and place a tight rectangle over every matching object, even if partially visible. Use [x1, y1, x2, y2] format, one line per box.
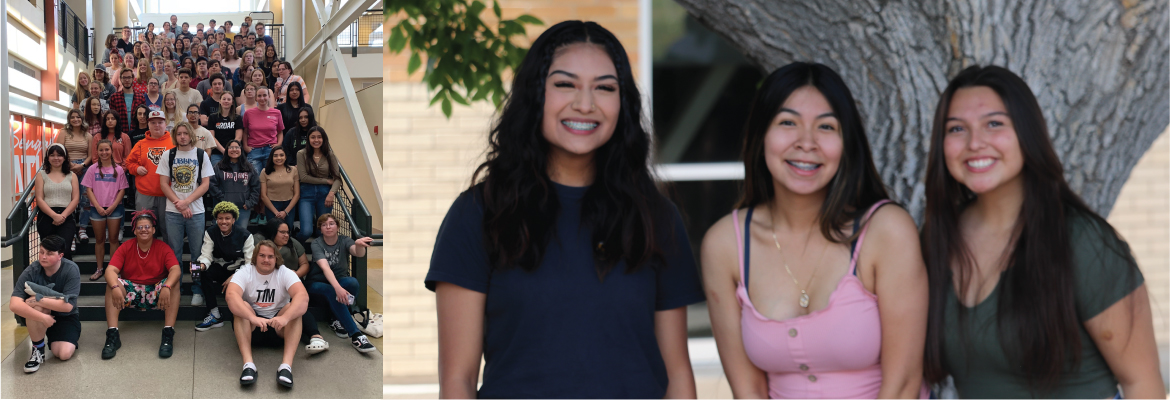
[156, 148, 215, 214]
[229, 263, 300, 318]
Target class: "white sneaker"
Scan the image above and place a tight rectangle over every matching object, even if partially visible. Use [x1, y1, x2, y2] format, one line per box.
[191, 293, 205, 306]
[118, 229, 124, 242]
[78, 228, 88, 240]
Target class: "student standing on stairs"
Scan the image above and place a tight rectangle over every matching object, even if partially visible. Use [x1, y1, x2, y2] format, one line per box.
[82, 140, 129, 281]
[126, 110, 174, 244]
[194, 201, 254, 331]
[157, 121, 215, 307]
[102, 210, 181, 360]
[10, 236, 81, 373]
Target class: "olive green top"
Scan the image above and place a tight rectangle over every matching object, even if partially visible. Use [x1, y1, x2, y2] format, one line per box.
[942, 213, 1143, 398]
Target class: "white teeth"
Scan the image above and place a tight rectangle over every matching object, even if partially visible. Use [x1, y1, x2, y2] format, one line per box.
[967, 158, 994, 169]
[562, 120, 598, 131]
[787, 161, 819, 171]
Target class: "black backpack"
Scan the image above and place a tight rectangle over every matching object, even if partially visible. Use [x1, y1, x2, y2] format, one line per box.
[166, 147, 206, 187]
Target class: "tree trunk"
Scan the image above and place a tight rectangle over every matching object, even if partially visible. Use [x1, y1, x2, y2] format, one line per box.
[674, 0, 1168, 219]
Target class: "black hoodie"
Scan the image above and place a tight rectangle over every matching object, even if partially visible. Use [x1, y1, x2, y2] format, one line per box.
[209, 160, 260, 210]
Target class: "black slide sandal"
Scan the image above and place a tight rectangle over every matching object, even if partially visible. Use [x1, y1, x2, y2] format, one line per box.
[240, 367, 257, 385]
[277, 368, 293, 388]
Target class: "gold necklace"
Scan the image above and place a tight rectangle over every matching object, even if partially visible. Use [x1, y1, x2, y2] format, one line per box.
[769, 211, 827, 308]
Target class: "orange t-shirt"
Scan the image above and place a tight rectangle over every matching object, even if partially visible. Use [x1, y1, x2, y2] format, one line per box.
[125, 132, 174, 197]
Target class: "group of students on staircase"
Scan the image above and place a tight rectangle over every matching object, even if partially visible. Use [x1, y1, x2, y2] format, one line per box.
[11, 17, 375, 385]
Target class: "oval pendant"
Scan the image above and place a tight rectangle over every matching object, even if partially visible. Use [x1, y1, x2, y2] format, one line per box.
[800, 293, 810, 308]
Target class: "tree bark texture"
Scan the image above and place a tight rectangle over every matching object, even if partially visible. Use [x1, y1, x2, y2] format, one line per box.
[674, 0, 1168, 219]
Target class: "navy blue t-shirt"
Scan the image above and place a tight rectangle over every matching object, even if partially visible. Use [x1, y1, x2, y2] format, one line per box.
[425, 182, 705, 399]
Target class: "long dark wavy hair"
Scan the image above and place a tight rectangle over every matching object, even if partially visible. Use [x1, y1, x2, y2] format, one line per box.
[305, 126, 338, 180]
[921, 65, 1139, 393]
[218, 139, 253, 173]
[737, 62, 889, 243]
[471, 20, 668, 278]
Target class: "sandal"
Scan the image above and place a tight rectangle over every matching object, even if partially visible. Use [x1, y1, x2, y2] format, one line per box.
[277, 368, 293, 388]
[240, 367, 257, 385]
[305, 336, 329, 354]
[90, 266, 105, 281]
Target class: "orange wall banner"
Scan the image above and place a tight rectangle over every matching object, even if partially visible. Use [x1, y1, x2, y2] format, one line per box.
[11, 115, 60, 201]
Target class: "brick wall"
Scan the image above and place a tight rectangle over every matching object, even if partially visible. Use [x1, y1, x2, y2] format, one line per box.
[385, 1, 643, 380]
[1106, 129, 1169, 384]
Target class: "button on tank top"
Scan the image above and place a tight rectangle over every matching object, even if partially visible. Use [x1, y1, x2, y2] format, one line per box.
[733, 200, 929, 398]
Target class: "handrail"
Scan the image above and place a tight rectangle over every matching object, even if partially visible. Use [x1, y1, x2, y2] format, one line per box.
[1, 210, 37, 248]
[5, 179, 36, 222]
[2, 180, 38, 247]
[336, 164, 381, 246]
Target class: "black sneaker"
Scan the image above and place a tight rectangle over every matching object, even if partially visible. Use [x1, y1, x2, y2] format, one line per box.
[328, 320, 348, 338]
[159, 327, 175, 358]
[102, 328, 121, 360]
[350, 334, 376, 354]
[24, 346, 44, 373]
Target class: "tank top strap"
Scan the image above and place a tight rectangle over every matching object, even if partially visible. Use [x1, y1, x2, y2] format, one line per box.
[848, 200, 893, 275]
[732, 207, 755, 290]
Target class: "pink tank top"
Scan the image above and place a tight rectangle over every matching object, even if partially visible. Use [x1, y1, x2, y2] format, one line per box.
[733, 201, 928, 399]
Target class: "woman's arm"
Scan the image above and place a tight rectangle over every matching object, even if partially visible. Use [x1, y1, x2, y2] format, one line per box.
[700, 214, 769, 399]
[863, 207, 928, 399]
[656, 306, 696, 399]
[435, 282, 485, 399]
[260, 177, 277, 213]
[294, 254, 310, 278]
[1085, 284, 1162, 399]
[63, 173, 80, 217]
[286, 169, 300, 214]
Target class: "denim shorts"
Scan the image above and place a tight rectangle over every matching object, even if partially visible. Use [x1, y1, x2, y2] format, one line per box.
[88, 204, 126, 221]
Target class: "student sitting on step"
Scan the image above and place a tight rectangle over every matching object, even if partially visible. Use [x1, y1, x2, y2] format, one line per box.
[227, 240, 308, 387]
[193, 201, 254, 331]
[256, 218, 328, 354]
[102, 210, 181, 360]
[308, 214, 376, 353]
[9, 235, 82, 373]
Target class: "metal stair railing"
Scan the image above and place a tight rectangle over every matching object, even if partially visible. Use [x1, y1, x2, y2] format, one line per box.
[329, 163, 382, 312]
[3, 179, 41, 325]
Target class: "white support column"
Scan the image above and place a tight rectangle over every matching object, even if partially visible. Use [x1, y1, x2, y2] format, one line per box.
[2, 0, 13, 219]
[311, 46, 327, 108]
[284, 0, 302, 58]
[94, 0, 114, 61]
[113, 0, 129, 28]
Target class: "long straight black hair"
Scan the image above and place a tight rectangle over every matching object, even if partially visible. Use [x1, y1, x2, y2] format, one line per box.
[921, 65, 1139, 393]
[738, 62, 890, 243]
[471, 20, 668, 278]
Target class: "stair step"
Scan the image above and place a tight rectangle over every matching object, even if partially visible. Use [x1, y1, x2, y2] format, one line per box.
[71, 295, 339, 322]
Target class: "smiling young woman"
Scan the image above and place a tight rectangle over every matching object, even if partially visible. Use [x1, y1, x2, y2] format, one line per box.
[700, 62, 929, 399]
[921, 65, 1162, 398]
[425, 20, 704, 399]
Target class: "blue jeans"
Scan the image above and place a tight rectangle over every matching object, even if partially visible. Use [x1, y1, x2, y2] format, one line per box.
[307, 278, 360, 336]
[209, 152, 223, 167]
[297, 184, 333, 241]
[266, 199, 295, 224]
[235, 208, 251, 232]
[165, 211, 205, 292]
[246, 146, 272, 178]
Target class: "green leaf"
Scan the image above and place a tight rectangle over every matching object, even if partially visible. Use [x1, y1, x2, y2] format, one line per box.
[430, 91, 445, 106]
[389, 25, 407, 53]
[469, 0, 486, 17]
[441, 97, 453, 117]
[515, 14, 543, 26]
[449, 90, 469, 106]
[492, 0, 501, 19]
[408, 52, 423, 75]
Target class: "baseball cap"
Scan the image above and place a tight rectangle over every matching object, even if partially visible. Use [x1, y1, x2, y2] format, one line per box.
[148, 110, 166, 121]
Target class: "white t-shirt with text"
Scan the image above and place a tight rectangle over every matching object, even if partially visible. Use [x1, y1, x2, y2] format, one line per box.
[229, 263, 300, 318]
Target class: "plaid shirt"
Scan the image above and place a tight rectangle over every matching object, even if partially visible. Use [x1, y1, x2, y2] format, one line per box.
[107, 90, 145, 135]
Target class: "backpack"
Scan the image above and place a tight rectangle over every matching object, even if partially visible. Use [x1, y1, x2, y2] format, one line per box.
[167, 147, 206, 181]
